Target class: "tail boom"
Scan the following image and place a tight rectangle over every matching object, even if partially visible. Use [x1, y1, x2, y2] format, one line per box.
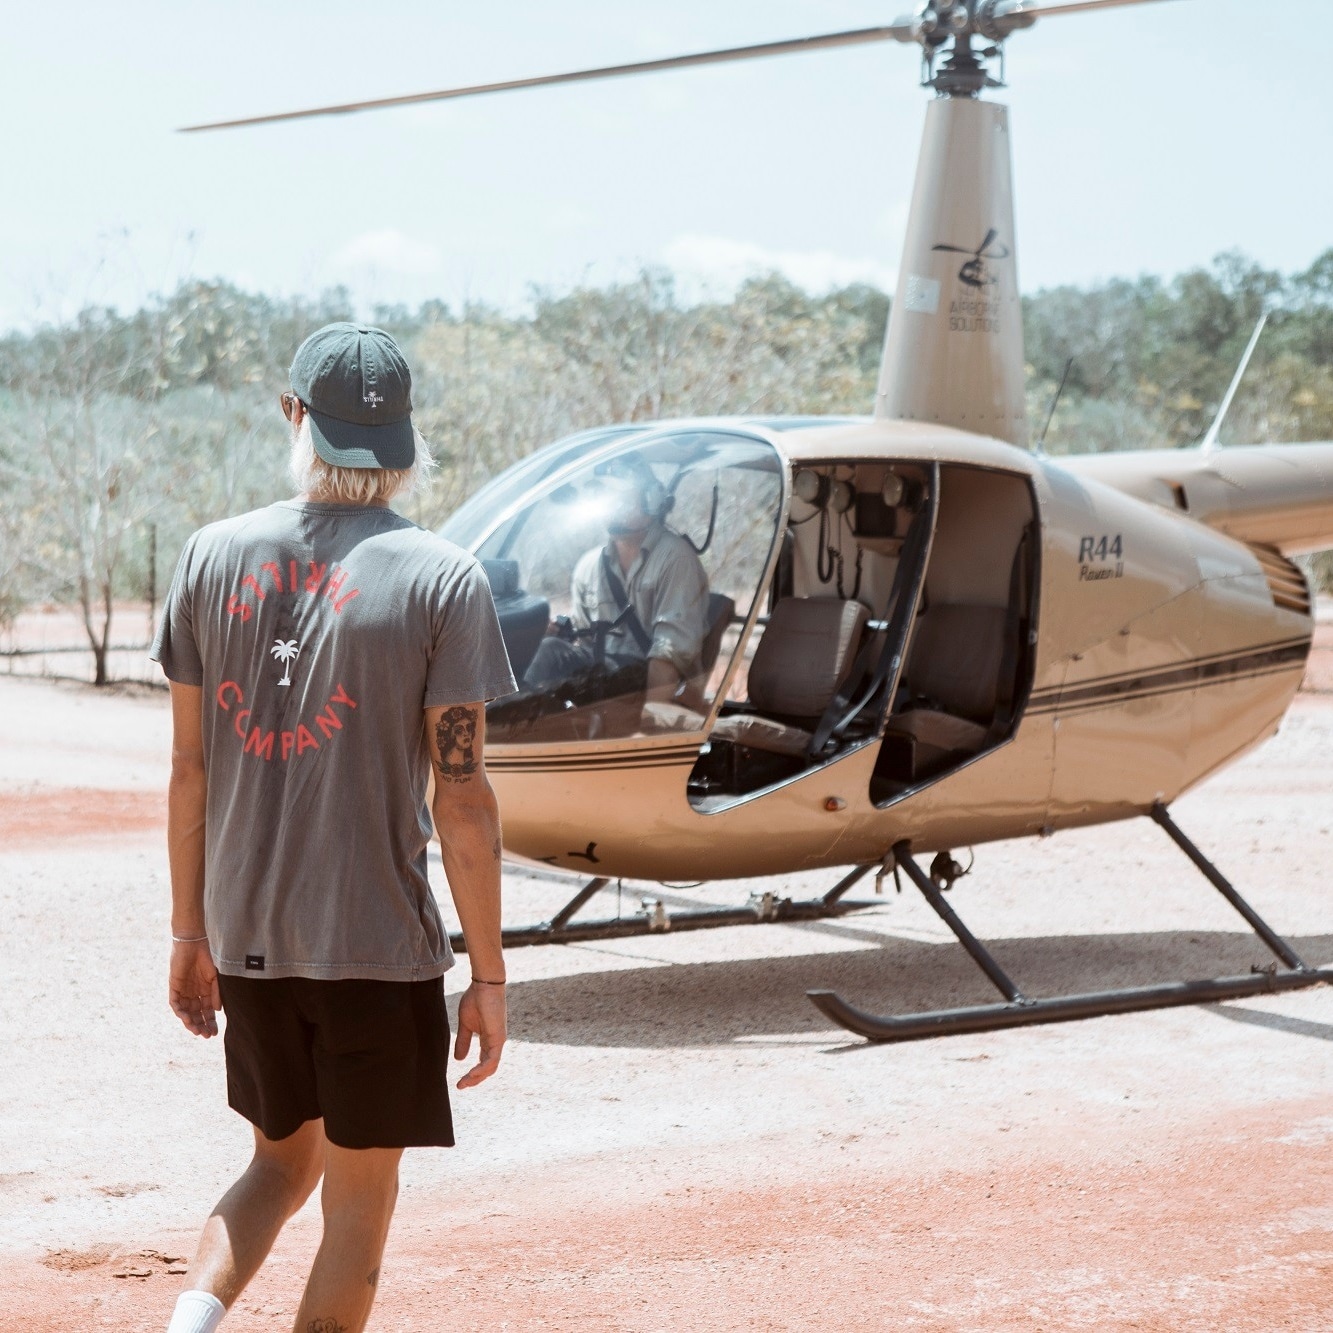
[1064, 443, 1333, 557]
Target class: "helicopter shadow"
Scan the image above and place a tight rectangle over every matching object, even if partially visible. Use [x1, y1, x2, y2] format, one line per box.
[497, 927, 1333, 1049]
[1201, 1001, 1333, 1044]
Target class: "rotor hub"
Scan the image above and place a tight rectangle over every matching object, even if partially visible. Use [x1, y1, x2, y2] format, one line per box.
[900, 0, 1038, 96]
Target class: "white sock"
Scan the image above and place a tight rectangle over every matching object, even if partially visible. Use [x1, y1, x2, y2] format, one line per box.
[166, 1290, 226, 1333]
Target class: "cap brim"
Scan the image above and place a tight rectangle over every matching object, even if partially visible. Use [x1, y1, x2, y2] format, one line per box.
[307, 407, 416, 470]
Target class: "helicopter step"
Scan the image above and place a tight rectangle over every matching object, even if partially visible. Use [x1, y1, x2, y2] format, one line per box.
[808, 804, 1333, 1043]
[449, 863, 883, 951]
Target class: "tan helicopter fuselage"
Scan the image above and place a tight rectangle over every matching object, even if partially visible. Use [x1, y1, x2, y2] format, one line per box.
[487, 421, 1333, 881]
[200, 4, 1333, 1037]
[477, 91, 1331, 884]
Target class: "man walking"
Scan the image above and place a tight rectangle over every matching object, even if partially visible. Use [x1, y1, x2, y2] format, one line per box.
[152, 323, 515, 1333]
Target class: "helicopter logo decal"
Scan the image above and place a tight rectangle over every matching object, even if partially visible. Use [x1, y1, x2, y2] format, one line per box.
[537, 841, 601, 866]
[935, 228, 1009, 334]
[933, 228, 1010, 288]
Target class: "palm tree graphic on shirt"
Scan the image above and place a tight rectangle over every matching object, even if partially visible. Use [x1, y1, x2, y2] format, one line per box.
[270, 638, 300, 686]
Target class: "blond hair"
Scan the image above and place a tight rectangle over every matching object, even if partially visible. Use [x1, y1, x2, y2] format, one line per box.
[289, 415, 435, 505]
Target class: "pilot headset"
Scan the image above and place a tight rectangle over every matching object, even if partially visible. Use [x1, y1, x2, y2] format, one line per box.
[606, 457, 672, 520]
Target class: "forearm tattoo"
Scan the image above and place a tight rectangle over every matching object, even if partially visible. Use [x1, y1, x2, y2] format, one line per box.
[306, 1321, 347, 1333]
[434, 705, 480, 782]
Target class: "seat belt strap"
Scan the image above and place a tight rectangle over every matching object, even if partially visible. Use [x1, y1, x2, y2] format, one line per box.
[600, 549, 653, 654]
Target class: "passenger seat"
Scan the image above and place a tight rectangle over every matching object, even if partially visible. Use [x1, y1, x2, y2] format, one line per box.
[882, 603, 1010, 775]
[711, 597, 869, 757]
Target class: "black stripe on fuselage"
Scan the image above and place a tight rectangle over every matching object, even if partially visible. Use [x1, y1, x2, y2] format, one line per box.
[1027, 636, 1310, 704]
[486, 748, 699, 773]
[1025, 638, 1310, 716]
[487, 638, 1311, 771]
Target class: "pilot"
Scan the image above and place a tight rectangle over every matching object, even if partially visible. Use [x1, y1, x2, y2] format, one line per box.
[524, 456, 709, 700]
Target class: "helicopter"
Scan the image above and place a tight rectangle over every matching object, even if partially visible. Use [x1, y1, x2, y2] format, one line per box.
[184, 0, 1333, 1042]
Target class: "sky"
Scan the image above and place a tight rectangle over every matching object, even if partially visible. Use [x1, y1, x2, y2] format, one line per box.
[3, 0, 1330, 331]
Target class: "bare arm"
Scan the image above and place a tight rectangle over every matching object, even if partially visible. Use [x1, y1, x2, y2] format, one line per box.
[646, 657, 682, 697]
[426, 701, 506, 1089]
[166, 681, 220, 1037]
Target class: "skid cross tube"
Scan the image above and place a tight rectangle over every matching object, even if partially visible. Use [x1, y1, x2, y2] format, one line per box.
[808, 809, 1333, 1043]
[450, 864, 881, 952]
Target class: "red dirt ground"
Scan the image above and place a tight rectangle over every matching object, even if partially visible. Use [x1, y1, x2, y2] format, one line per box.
[7, 1099, 1333, 1331]
[0, 788, 166, 845]
[2, 611, 1331, 1331]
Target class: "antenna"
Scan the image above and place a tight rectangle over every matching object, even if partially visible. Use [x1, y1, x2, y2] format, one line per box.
[1035, 356, 1074, 453]
[1200, 313, 1268, 455]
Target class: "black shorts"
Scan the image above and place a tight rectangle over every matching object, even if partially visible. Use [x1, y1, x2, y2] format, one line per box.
[216, 975, 454, 1150]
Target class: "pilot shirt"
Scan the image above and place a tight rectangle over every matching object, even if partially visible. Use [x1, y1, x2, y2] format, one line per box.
[569, 520, 709, 677]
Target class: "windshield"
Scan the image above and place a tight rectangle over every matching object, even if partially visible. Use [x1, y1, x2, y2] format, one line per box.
[478, 430, 784, 744]
[438, 425, 647, 551]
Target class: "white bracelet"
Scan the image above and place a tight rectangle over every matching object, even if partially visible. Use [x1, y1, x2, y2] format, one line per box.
[171, 933, 208, 944]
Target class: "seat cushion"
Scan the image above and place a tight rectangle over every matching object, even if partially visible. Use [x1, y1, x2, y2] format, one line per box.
[638, 700, 709, 734]
[888, 708, 989, 753]
[747, 597, 869, 719]
[711, 713, 812, 758]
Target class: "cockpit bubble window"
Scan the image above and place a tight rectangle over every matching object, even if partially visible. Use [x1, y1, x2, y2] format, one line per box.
[438, 426, 647, 552]
[477, 431, 784, 744]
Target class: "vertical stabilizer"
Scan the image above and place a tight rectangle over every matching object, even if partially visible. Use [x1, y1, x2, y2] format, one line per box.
[875, 97, 1028, 447]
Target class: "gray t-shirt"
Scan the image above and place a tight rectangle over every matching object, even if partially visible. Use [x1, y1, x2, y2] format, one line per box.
[151, 500, 516, 981]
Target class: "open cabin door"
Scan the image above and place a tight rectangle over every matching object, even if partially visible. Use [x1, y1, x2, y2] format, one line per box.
[870, 464, 1038, 805]
[686, 459, 1038, 810]
[688, 461, 939, 809]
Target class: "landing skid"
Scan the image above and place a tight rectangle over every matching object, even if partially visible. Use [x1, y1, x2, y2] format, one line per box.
[808, 803, 1333, 1042]
[448, 863, 882, 951]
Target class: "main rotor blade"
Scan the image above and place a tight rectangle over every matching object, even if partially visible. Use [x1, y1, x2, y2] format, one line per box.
[179, 25, 915, 133]
[993, 0, 1179, 19]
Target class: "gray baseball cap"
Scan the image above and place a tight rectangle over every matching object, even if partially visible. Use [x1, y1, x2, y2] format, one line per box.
[289, 322, 415, 470]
